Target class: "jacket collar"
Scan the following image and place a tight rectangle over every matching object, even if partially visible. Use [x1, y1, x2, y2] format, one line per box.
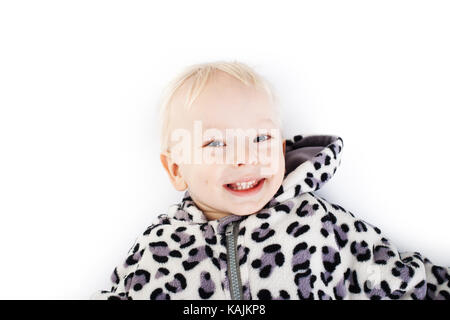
[167, 134, 344, 230]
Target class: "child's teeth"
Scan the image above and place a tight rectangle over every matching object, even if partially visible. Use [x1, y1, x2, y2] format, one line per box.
[229, 179, 259, 190]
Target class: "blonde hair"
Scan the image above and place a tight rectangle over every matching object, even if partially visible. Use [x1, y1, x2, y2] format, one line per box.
[157, 60, 281, 155]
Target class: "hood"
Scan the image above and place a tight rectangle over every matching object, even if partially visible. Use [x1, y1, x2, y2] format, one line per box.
[166, 134, 344, 229]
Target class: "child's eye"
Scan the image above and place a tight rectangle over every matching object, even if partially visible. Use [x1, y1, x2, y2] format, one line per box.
[204, 135, 272, 147]
[254, 134, 271, 143]
[204, 140, 226, 147]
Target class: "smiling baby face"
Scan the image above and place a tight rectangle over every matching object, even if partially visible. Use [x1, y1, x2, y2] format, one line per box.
[160, 70, 286, 221]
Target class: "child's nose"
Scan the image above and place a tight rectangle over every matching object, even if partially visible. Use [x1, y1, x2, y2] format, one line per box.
[232, 148, 258, 167]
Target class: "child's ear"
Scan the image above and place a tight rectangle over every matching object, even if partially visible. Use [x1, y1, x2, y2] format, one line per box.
[160, 152, 188, 191]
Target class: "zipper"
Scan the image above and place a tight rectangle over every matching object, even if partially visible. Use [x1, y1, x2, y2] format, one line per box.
[225, 220, 243, 300]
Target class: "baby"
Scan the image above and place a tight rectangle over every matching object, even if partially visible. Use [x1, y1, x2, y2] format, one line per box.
[91, 60, 450, 300]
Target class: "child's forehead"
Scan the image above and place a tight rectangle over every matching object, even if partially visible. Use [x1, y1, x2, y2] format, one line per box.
[175, 101, 281, 134]
[169, 72, 280, 133]
[187, 93, 276, 123]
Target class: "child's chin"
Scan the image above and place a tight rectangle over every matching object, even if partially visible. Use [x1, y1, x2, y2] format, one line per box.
[228, 203, 266, 216]
[230, 211, 256, 217]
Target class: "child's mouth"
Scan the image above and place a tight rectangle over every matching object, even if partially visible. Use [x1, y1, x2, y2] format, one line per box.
[223, 178, 265, 197]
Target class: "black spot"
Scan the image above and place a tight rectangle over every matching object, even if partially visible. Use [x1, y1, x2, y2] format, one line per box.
[295, 225, 310, 237]
[180, 235, 196, 248]
[175, 273, 187, 289]
[279, 290, 290, 299]
[251, 259, 262, 268]
[153, 255, 168, 263]
[183, 260, 199, 271]
[157, 267, 169, 276]
[211, 257, 220, 270]
[251, 229, 275, 242]
[125, 249, 144, 266]
[199, 287, 214, 299]
[392, 268, 401, 277]
[257, 289, 272, 300]
[294, 184, 302, 197]
[264, 244, 281, 253]
[205, 235, 217, 245]
[274, 204, 290, 214]
[348, 270, 361, 294]
[260, 265, 272, 278]
[205, 245, 213, 257]
[321, 271, 333, 286]
[354, 220, 367, 232]
[150, 288, 165, 300]
[293, 242, 307, 255]
[275, 252, 285, 266]
[169, 250, 182, 258]
[334, 228, 348, 249]
[256, 212, 271, 219]
[171, 234, 181, 242]
[286, 221, 299, 234]
[150, 288, 170, 300]
[273, 185, 284, 198]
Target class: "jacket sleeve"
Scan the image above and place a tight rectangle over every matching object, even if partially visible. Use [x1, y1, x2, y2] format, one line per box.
[90, 233, 148, 300]
[345, 217, 450, 300]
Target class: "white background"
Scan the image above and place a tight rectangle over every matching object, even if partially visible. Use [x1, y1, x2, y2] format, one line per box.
[0, 0, 449, 299]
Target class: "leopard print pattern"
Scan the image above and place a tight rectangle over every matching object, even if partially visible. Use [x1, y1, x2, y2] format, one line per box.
[91, 134, 450, 300]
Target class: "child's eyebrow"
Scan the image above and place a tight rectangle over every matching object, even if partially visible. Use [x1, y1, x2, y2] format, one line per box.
[202, 119, 276, 144]
[203, 118, 275, 130]
[259, 118, 275, 125]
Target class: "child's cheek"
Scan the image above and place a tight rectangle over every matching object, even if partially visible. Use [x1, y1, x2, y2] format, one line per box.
[202, 148, 222, 164]
[202, 175, 211, 187]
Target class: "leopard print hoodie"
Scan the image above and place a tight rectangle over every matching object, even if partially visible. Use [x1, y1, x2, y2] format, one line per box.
[90, 134, 450, 300]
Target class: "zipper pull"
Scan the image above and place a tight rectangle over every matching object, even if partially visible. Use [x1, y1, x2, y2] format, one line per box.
[225, 222, 234, 236]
